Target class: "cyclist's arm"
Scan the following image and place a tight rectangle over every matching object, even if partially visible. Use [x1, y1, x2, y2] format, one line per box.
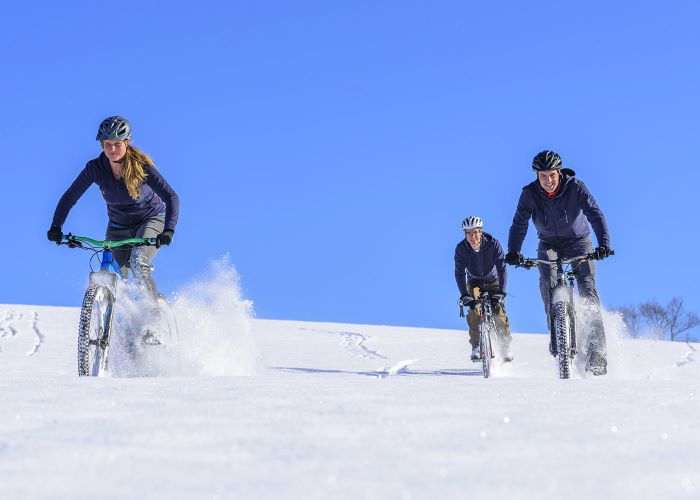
[51, 162, 98, 228]
[454, 244, 469, 297]
[577, 180, 610, 248]
[508, 188, 532, 254]
[144, 165, 179, 232]
[493, 239, 507, 293]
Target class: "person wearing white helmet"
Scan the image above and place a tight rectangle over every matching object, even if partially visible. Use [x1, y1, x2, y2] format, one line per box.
[454, 216, 513, 362]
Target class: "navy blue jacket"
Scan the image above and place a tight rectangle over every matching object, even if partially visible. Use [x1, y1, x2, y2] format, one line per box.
[52, 153, 179, 232]
[508, 169, 610, 252]
[454, 232, 507, 296]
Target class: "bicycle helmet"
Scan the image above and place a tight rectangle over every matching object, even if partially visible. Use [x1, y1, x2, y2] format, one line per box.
[532, 150, 562, 171]
[96, 116, 132, 141]
[461, 216, 484, 230]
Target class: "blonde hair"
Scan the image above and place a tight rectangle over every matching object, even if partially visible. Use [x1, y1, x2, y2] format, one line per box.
[123, 145, 156, 199]
[100, 142, 156, 200]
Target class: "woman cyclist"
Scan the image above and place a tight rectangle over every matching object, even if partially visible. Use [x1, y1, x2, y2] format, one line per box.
[47, 116, 179, 341]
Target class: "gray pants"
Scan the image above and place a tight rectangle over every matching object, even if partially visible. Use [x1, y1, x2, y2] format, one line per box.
[537, 237, 606, 355]
[105, 216, 164, 302]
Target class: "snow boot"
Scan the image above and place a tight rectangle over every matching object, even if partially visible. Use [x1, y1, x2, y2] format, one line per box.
[470, 346, 481, 362]
[502, 345, 514, 363]
[587, 351, 607, 376]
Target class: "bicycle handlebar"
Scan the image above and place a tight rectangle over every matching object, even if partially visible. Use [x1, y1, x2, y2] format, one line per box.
[515, 250, 615, 269]
[60, 233, 158, 249]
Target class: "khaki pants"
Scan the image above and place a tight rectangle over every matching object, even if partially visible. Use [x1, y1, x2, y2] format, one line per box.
[466, 280, 512, 348]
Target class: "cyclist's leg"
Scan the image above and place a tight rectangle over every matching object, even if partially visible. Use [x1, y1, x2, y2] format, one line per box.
[127, 217, 166, 341]
[129, 217, 166, 302]
[465, 281, 481, 349]
[569, 238, 607, 359]
[537, 244, 558, 353]
[483, 280, 512, 346]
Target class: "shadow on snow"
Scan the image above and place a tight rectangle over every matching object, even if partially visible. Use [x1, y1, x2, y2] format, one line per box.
[270, 366, 483, 377]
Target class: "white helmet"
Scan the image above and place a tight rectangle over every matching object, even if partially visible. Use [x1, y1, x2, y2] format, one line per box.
[461, 216, 483, 230]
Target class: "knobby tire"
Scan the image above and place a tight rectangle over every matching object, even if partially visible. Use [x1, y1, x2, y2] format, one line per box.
[554, 301, 574, 379]
[77, 285, 115, 376]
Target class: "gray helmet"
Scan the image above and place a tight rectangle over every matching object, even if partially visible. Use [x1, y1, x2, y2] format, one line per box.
[532, 150, 562, 171]
[96, 116, 131, 141]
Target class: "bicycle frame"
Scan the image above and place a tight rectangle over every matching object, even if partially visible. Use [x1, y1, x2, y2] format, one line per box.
[61, 234, 158, 376]
[512, 250, 614, 378]
[99, 248, 123, 276]
[475, 291, 498, 378]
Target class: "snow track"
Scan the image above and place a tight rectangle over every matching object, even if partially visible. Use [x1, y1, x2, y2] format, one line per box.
[676, 342, 697, 367]
[299, 327, 387, 360]
[26, 311, 45, 356]
[0, 310, 21, 346]
[0, 309, 47, 356]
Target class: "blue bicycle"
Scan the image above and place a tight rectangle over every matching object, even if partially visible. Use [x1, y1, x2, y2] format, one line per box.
[59, 234, 178, 376]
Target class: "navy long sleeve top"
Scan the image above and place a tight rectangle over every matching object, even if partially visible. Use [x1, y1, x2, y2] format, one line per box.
[454, 232, 508, 296]
[52, 153, 179, 232]
[508, 168, 609, 253]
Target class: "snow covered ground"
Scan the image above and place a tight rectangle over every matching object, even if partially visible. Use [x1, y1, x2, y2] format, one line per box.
[1, 292, 698, 499]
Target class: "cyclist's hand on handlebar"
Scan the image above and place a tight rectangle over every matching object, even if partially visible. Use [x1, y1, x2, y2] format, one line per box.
[156, 229, 174, 248]
[593, 245, 612, 260]
[504, 251, 524, 266]
[459, 294, 478, 310]
[47, 225, 63, 244]
[490, 292, 506, 306]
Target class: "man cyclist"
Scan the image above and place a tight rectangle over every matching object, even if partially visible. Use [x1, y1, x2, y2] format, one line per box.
[455, 216, 514, 362]
[505, 150, 612, 375]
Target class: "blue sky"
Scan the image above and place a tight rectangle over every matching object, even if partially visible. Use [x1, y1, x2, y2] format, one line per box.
[2, 1, 699, 335]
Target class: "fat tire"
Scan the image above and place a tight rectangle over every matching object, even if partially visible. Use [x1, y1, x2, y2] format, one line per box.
[553, 301, 573, 379]
[77, 285, 115, 376]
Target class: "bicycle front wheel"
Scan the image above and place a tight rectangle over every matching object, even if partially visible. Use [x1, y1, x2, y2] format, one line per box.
[77, 285, 115, 376]
[553, 301, 574, 379]
[479, 320, 495, 378]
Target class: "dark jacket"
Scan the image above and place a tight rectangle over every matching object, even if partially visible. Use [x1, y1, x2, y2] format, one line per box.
[52, 153, 179, 232]
[508, 168, 610, 253]
[454, 232, 507, 296]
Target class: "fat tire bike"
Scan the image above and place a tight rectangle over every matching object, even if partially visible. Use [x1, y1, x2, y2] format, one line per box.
[59, 234, 178, 376]
[511, 251, 614, 379]
[461, 291, 500, 378]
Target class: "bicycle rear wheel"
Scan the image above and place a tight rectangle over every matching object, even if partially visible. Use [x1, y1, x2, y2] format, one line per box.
[77, 285, 115, 376]
[553, 301, 573, 379]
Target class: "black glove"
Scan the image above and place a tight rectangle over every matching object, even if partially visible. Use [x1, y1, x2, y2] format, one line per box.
[490, 292, 506, 306]
[504, 251, 523, 266]
[459, 294, 478, 310]
[156, 229, 174, 248]
[593, 245, 612, 260]
[47, 225, 63, 244]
